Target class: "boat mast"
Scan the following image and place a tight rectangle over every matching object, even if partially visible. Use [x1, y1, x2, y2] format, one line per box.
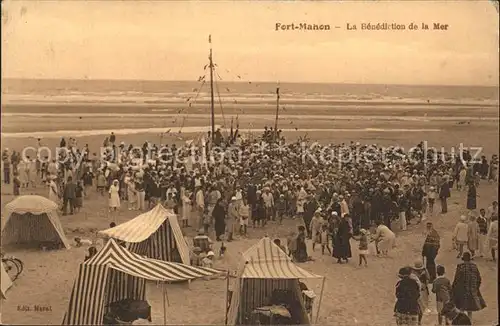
[209, 35, 215, 142]
[274, 85, 280, 142]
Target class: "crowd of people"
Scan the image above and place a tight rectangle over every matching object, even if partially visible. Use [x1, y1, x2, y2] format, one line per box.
[1, 127, 498, 325]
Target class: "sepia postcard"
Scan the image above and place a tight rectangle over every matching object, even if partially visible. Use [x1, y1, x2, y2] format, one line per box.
[1, 0, 498, 325]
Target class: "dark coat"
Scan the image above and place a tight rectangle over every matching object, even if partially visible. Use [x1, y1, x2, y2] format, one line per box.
[439, 183, 450, 199]
[332, 219, 352, 259]
[213, 204, 226, 237]
[466, 186, 477, 210]
[452, 262, 486, 311]
[394, 277, 420, 315]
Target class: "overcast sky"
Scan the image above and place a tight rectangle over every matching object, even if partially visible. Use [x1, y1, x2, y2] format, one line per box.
[1, 0, 499, 85]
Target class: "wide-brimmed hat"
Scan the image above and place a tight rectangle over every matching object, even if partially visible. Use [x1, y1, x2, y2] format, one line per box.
[413, 260, 425, 270]
[231, 196, 237, 201]
[206, 251, 215, 257]
[360, 228, 367, 235]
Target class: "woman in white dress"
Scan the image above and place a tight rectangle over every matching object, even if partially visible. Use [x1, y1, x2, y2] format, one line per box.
[296, 186, 307, 218]
[48, 176, 59, 203]
[108, 179, 121, 212]
[373, 220, 396, 256]
[181, 188, 192, 228]
[125, 173, 137, 211]
[17, 160, 28, 188]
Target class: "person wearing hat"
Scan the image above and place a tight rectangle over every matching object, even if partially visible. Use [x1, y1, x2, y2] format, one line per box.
[310, 209, 324, 251]
[440, 301, 472, 325]
[411, 259, 431, 320]
[452, 216, 469, 258]
[438, 176, 451, 214]
[108, 179, 121, 213]
[394, 266, 420, 326]
[226, 196, 239, 241]
[358, 229, 369, 267]
[201, 251, 215, 268]
[422, 222, 440, 281]
[451, 252, 486, 320]
[332, 213, 352, 264]
[427, 186, 437, 216]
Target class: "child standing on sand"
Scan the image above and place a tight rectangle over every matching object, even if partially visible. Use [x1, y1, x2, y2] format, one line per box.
[358, 229, 369, 266]
[427, 186, 437, 216]
[320, 224, 331, 255]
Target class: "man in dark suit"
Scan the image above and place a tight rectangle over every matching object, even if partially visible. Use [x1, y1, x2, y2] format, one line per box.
[63, 176, 77, 215]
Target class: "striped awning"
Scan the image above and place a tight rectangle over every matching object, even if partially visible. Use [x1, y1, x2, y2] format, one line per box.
[240, 237, 322, 279]
[4, 195, 58, 215]
[98, 204, 172, 243]
[87, 238, 222, 281]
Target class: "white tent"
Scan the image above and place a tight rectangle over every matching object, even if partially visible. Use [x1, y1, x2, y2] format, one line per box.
[226, 237, 325, 325]
[2, 195, 71, 249]
[99, 204, 190, 264]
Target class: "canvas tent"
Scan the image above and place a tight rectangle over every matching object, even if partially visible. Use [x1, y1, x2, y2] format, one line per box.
[63, 238, 222, 325]
[226, 237, 325, 325]
[99, 204, 189, 264]
[1, 261, 13, 299]
[2, 195, 70, 249]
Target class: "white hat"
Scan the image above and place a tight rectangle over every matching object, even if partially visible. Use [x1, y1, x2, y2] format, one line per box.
[231, 196, 237, 201]
[332, 211, 338, 216]
[315, 208, 322, 214]
[207, 251, 215, 257]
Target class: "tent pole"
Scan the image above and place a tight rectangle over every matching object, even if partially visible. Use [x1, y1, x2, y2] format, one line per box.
[315, 277, 326, 324]
[224, 270, 230, 325]
[162, 282, 167, 325]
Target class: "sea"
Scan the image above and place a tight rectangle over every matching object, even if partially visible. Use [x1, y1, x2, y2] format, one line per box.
[1, 79, 498, 138]
[2, 79, 499, 111]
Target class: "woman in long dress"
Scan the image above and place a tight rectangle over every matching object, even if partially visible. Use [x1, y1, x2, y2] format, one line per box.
[332, 214, 352, 263]
[296, 186, 307, 218]
[17, 160, 27, 188]
[48, 176, 59, 203]
[466, 182, 477, 211]
[108, 179, 121, 212]
[467, 215, 479, 258]
[181, 188, 192, 228]
[213, 199, 226, 241]
[373, 220, 396, 256]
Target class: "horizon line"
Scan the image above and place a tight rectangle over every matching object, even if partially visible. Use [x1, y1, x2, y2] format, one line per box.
[1, 77, 498, 89]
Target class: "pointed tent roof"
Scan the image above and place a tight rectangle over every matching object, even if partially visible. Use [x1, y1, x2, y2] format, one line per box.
[87, 238, 221, 281]
[4, 195, 58, 216]
[2, 195, 70, 249]
[99, 204, 176, 243]
[240, 237, 322, 279]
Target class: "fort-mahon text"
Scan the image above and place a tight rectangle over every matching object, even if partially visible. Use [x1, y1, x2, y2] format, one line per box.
[275, 23, 331, 31]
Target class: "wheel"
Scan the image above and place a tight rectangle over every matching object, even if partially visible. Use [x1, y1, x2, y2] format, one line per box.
[2, 258, 20, 281]
[11, 258, 23, 278]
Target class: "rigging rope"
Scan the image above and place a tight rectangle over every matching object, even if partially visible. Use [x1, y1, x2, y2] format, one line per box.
[213, 70, 229, 137]
[178, 79, 206, 134]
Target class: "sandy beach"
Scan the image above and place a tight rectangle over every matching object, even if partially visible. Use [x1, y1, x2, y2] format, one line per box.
[1, 103, 499, 325]
[1, 180, 498, 325]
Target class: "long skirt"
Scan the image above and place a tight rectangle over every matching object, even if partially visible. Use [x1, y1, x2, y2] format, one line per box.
[378, 235, 396, 253]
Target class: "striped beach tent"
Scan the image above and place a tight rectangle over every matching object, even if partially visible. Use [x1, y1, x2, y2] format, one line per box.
[99, 204, 190, 264]
[1, 261, 13, 299]
[2, 195, 70, 249]
[226, 237, 324, 325]
[63, 238, 222, 325]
